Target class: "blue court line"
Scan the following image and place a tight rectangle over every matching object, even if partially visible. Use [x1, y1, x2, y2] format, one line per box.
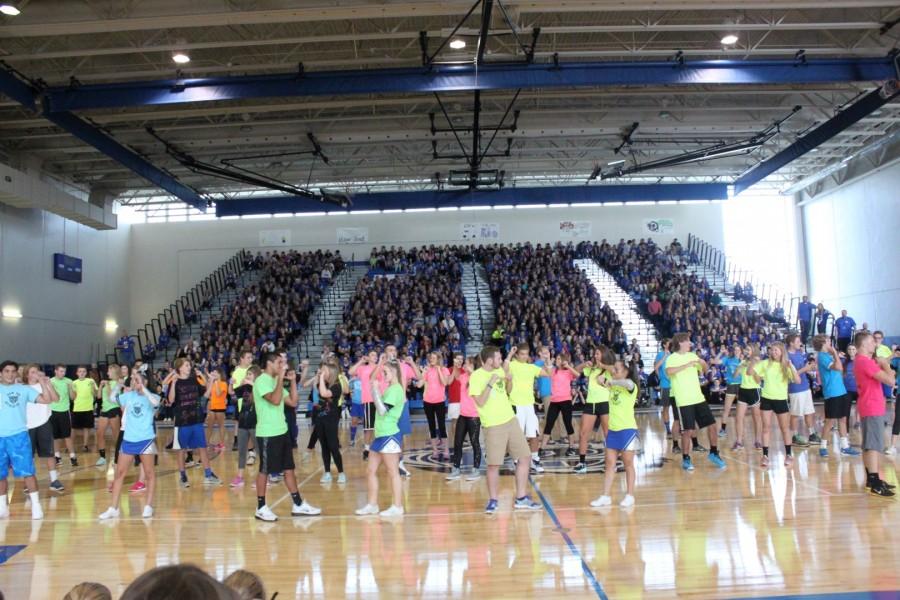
[0, 545, 26, 565]
[529, 477, 608, 600]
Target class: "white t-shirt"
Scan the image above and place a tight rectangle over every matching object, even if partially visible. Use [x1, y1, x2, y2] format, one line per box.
[26, 383, 52, 429]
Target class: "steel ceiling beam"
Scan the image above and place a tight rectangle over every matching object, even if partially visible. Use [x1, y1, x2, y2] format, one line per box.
[44, 58, 896, 113]
[0, 67, 36, 111]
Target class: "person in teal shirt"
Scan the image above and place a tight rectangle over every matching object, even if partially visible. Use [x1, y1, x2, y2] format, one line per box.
[717, 345, 743, 439]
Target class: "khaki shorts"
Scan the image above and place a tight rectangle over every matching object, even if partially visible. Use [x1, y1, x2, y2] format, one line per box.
[484, 418, 532, 466]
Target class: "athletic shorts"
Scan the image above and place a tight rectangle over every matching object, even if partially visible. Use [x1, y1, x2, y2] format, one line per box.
[861, 415, 885, 451]
[28, 421, 54, 458]
[582, 402, 609, 417]
[512, 404, 540, 438]
[209, 408, 226, 414]
[725, 384, 740, 397]
[256, 433, 294, 474]
[675, 402, 715, 431]
[761, 397, 789, 414]
[660, 388, 671, 405]
[671, 396, 679, 420]
[447, 402, 461, 421]
[0, 431, 35, 479]
[71, 410, 94, 430]
[100, 407, 122, 419]
[788, 390, 815, 417]
[50, 411, 72, 440]
[484, 418, 532, 466]
[847, 391, 858, 404]
[349, 403, 364, 419]
[606, 428, 639, 452]
[371, 434, 402, 454]
[362, 402, 377, 431]
[738, 388, 761, 407]
[824, 394, 852, 420]
[121, 439, 158, 456]
[177, 423, 207, 450]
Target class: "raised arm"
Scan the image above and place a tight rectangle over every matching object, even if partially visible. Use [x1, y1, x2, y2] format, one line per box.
[35, 376, 57, 405]
[284, 370, 298, 408]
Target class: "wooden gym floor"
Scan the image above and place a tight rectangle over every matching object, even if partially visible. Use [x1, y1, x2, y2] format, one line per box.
[0, 409, 898, 599]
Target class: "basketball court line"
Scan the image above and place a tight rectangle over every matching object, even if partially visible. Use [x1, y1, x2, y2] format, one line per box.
[270, 467, 323, 508]
[721, 452, 839, 497]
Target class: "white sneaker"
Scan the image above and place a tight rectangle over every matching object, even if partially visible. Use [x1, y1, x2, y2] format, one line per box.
[0, 506, 9, 519]
[247, 452, 256, 466]
[98, 507, 120, 520]
[320, 472, 333, 483]
[291, 501, 322, 516]
[465, 468, 481, 481]
[337, 473, 347, 484]
[619, 494, 635, 508]
[31, 505, 44, 521]
[355, 503, 379, 515]
[142, 505, 154, 519]
[590, 495, 612, 508]
[885, 447, 897, 456]
[255, 505, 278, 522]
[380, 505, 404, 517]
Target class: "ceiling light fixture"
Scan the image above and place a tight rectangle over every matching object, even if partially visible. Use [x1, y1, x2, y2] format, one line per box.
[608, 159, 626, 166]
[449, 39, 466, 50]
[0, 4, 20, 16]
[2, 307, 23, 319]
[721, 34, 739, 45]
[172, 52, 191, 64]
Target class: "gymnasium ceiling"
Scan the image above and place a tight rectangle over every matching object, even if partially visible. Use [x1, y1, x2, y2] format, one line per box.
[1, 0, 899, 212]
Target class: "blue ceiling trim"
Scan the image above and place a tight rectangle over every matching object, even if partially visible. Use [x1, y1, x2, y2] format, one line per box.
[0, 68, 36, 111]
[735, 85, 900, 195]
[44, 58, 896, 113]
[214, 183, 728, 216]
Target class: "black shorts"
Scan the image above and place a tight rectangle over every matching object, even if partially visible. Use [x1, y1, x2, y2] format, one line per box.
[671, 396, 679, 420]
[582, 402, 609, 417]
[256, 433, 294, 475]
[50, 411, 72, 439]
[362, 403, 377, 431]
[660, 388, 671, 406]
[100, 407, 122, 419]
[761, 397, 789, 414]
[210, 409, 226, 414]
[824, 394, 852, 419]
[847, 391, 858, 404]
[675, 402, 715, 431]
[29, 421, 55, 458]
[738, 388, 761, 407]
[71, 410, 94, 430]
[725, 384, 740, 397]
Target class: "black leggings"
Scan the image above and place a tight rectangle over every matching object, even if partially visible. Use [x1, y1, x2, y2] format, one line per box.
[424, 403, 448, 439]
[452, 416, 482, 469]
[543, 401, 575, 436]
[893, 398, 900, 437]
[315, 414, 343, 473]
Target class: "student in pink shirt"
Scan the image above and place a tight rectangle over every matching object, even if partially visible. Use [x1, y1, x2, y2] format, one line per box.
[852, 331, 897, 498]
[446, 356, 482, 481]
[539, 352, 581, 456]
[349, 350, 379, 460]
[417, 352, 452, 460]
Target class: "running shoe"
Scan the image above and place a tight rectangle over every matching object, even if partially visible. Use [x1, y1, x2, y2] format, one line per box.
[49, 480, 65, 493]
[445, 467, 461, 481]
[268, 473, 282, 484]
[717, 428, 727, 438]
[819, 447, 829, 458]
[70, 456, 78, 467]
[337, 473, 347, 484]
[247, 451, 256, 466]
[808, 433, 821, 444]
[204, 474, 222, 486]
[564, 447, 578, 457]
[355, 504, 379, 516]
[229, 476, 244, 488]
[380, 505, 404, 517]
[573, 463, 588, 474]
[792, 435, 809, 447]
[54, 455, 62, 466]
[671, 445, 681, 454]
[320, 472, 333, 483]
[785, 455, 794, 467]
[590, 495, 612, 507]
[98, 507, 120, 520]
[514, 496, 541, 510]
[754, 442, 763, 451]
[708, 454, 726, 469]
[619, 494, 635, 508]
[363, 449, 370, 461]
[142, 505, 154, 519]
[692, 444, 708, 453]
[540, 448, 555, 457]
[95, 457, 106, 467]
[465, 468, 481, 481]
[255, 506, 278, 522]
[885, 447, 897, 456]
[840, 447, 861, 456]
[761, 455, 770, 468]
[484, 499, 499, 514]
[681, 458, 694, 471]
[531, 458, 545, 474]
[731, 441, 744, 451]
[291, 501, 322, 516]
[129, 481, 146, 493]
[180, 475, 191, 488]
[869, 481, 896, 498]
[399, 465, 411, 478]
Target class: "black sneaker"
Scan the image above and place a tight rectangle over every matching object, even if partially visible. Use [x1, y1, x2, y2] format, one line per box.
[869, 481, 896, 498]
[565, 447, 578, 457]
[55, 456, 62, 466]
[693, 444, 708, 453]
[363, 449, 369, 461]
[70, 457, 78, 467]
[573, 462, 587, 474]
[672, 445, 681, 454]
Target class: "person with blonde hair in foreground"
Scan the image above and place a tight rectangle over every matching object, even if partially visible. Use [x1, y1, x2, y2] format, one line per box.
[62, 582, 112, 600]
[223, 569, 267, 600]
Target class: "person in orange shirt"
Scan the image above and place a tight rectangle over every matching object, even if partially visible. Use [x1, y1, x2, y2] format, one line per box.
[205, 368, 229, 452]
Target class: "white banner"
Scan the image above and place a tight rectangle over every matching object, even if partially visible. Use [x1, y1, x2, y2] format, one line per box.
[259, 229, 291, 246]
[643, 219, 674, 235]
[460, 222, 500, 241]
[558, 220, 592, 239]
[337, 227, 369, 245]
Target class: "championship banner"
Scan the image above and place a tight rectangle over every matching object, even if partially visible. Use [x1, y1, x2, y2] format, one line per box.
[337, 227, 369, 244]
[460, 222, 500, 241]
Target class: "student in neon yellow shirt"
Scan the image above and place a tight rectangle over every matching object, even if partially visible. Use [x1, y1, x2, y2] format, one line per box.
[468, 346, 541, 514]
[506, 344, 551, 473]
[665, 332, 725, 472]
[732, 344, 763, 451]
[755, 341, 801, 468]
[71, 365, 98, 453]
[574, 345, 615, 474]
[590, 359, 640, 509]
[49, 364, 78, 466]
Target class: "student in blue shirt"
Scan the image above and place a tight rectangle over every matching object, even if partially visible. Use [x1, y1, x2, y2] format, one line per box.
[717, 344, 743, 439]
[348, 375, 363, 447]
[814, 336, 859, 458]
[0, 360, 55, 520]
[797, 296, 815, 344]
[654, 339, 678, 446]
[100, 370, 160, 520]
[834, 310, 856, 353]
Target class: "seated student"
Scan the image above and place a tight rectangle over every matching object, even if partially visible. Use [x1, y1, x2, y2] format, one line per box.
[120, 565, 237, 600]
[223, 570, 266, 600]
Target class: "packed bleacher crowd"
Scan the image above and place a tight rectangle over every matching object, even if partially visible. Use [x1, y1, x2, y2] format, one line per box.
[333, 245, 468, 367]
